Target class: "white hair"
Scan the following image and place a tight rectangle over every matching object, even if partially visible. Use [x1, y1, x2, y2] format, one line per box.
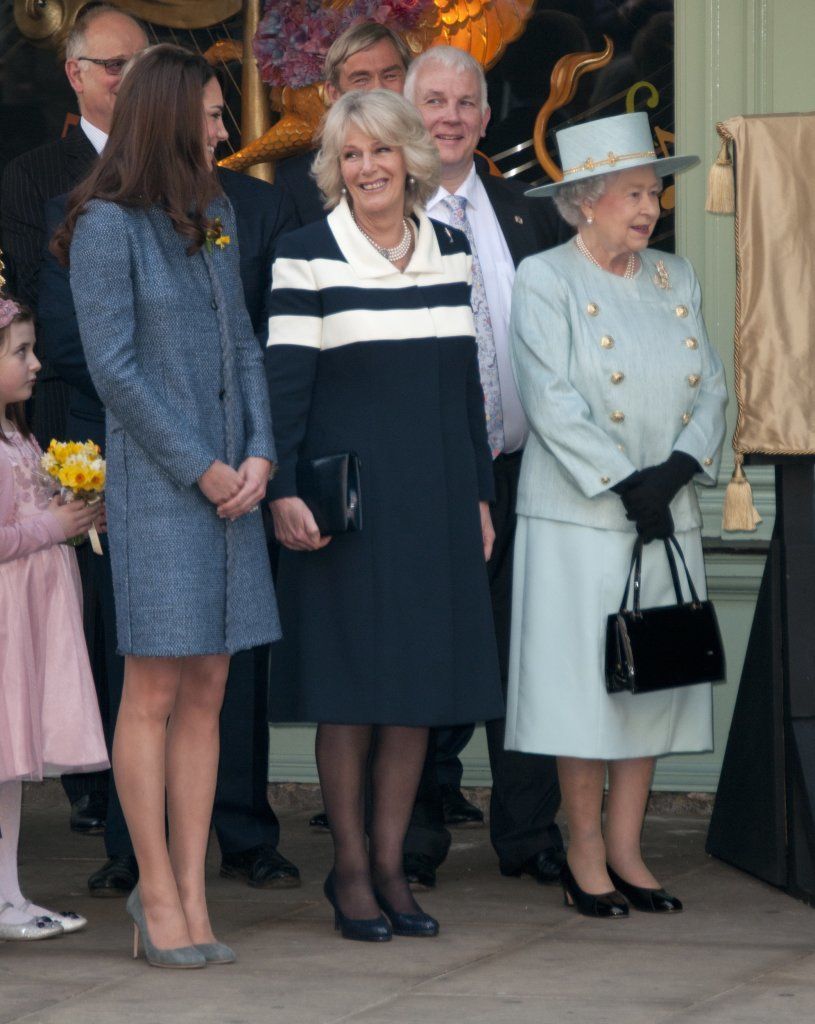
[404, 46, 488, 114]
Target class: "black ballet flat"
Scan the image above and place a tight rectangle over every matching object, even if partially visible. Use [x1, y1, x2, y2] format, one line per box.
[606, 865, 683, 913]
[374, 890, 439, 937]
[323, 873, 392, 942]
[561, 862, 629, 919]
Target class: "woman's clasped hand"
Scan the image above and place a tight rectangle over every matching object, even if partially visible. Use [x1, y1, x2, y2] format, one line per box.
[198, 456, 272, 520]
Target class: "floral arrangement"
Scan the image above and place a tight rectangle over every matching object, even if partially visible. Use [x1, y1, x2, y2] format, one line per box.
[41, 439, 106, 553]
[253, 0, 426, 89]
[205, 217, 231, 254]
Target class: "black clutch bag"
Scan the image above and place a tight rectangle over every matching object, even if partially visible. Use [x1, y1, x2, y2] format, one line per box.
[605, 535, 725, 695]
[295, 452, 362, 536]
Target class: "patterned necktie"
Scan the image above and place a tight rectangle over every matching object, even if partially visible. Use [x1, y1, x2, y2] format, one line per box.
[443, 194, 504, 458]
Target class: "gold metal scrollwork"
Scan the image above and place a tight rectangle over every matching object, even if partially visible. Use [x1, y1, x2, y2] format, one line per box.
[532, 35, 615, 182]
[625, 80, 658, 112]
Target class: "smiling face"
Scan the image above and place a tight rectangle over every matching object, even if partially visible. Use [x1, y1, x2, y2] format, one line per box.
[0, 321, 40, 415]
[327, 38, 407, 103]
[202, 77, 229, 166]
[65, 12, 147, 133]
[582, 166, 662, 257]
[412, 63, 490, 190]
[339, 127, 407, 225]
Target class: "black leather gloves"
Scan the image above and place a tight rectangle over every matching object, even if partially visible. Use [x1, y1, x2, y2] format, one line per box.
[612, 452, 701, 543]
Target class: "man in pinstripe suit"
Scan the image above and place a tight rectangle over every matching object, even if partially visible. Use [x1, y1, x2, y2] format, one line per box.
[402, 46, 568, 890]
[0, 3, 148, 837]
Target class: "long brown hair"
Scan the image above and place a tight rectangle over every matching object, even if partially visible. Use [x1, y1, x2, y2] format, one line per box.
[52, 44, 223, 264]
[0, 301, 35, 444]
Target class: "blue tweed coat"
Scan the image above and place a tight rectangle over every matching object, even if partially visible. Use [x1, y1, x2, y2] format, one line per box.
[70, 197, 280, 656]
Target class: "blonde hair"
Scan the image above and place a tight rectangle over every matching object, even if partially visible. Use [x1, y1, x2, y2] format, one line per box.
[313, 90, 440, 214]
[323, 22, 411, 90]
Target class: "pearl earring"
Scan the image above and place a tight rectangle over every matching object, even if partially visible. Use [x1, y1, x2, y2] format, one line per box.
[586, 214, 594, 225]
[341, 186, 347, 195]
[408, 176, 415, 186]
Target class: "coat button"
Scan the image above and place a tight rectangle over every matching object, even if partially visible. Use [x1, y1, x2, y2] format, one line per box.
[682, 412, 691, 425]
[601, 476, 610, 485]
[211, 299, 219, 310]
[218, 388, 225, 400]
[600, 335, 614, 349]
[617, 443, 625, 452]
[687, 374, 701, 387]
[587, 302, 599, 316]
[703, 457, 713, 466]
[675, 305, 688, 317]
[610, 371, 624, 384]
[610, 410, 625, 423]
[685, 337, 698, 349]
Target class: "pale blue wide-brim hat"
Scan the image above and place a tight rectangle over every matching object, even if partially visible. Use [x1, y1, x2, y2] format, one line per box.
[526, 111, 699, 198]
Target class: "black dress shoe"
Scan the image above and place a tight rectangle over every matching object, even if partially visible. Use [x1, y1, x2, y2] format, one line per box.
[309, 811, 330, 831]
[220, 844, 301, 889]
[561, 862, 629, 919]
[87, 855, 138, 898]
[374, 890, 439, 937]
[606, 865, 683, 913]
[323, 873, 391, 942]
[403, 853, 437, 890]
[440, 785, 484, 827]
[70, 793, 107, 835]
[500, 848, 565, 885]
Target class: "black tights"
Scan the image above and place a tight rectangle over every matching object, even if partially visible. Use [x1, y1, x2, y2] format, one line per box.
[315, 723, 428, 918]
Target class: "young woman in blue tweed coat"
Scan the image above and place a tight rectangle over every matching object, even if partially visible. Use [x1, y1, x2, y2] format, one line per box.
[54, 46, 279, 968]
[266, 90, 503, 941]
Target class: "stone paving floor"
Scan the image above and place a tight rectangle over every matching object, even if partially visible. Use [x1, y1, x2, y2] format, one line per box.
[2, 790, 814, 1024]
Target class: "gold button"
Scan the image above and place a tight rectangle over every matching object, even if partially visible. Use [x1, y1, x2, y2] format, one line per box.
[600, 335, 614, 349]
[610, 411, 625, 423]
[601, 476, 610, 485]
[685, 337, 698, 349]
[617, 443, 625, 452]
[587, 302, 599, 316]
[703, 457, 713, 467]
[610, 371, 624, 384]
[682, 412, 691, 425]
[687, 374, 701, 387]
[676, 305, 688, 317]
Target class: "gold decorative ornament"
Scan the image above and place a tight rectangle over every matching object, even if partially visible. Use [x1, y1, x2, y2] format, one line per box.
[675, 305, 688, 317]
[610, 372, 624, 384]
[685, 337, 698, 349]
[600, 336, 614, 349]
[587, 303, 599, 316]
[610, 411, 625, 424]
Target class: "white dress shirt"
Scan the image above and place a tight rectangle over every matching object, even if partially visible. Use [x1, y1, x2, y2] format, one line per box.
[80, 117, 108, 155]
[427, 164, 527, 453]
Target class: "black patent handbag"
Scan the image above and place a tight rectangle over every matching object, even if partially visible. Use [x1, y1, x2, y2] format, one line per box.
[605, 535, 726, 695]
[296, 452, 362, 536]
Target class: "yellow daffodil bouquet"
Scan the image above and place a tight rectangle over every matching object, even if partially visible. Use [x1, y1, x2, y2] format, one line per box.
[40, 439, 106, 554]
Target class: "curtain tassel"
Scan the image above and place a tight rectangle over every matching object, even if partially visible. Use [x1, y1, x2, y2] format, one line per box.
[722, 454, 762, 532]
[706, 137, 735, 213]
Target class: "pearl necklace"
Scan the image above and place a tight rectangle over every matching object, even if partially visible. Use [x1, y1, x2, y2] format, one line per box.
[354, 215, 413, 262]
[575, 233, 637, 279]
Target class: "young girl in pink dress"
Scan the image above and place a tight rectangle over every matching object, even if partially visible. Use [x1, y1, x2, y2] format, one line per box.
[0, 296, 109, 940]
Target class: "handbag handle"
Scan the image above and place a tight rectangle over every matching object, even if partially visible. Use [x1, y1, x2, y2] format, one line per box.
[619, 535, 701, 614]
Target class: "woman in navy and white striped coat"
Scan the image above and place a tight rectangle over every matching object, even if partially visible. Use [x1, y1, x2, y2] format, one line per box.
[265, 91, 502, 940]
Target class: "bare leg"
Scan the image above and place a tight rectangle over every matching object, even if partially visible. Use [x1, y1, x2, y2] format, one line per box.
[112, 656, 190, 949]
[369, 726, 428, 914]
[557, 756, 613, 894]
[605, 757, 660, 888]
[315, 723, 378, 919]
[166, 654, 229, 945]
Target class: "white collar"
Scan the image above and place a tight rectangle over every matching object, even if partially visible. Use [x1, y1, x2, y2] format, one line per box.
[80, 117, 108, 155]
[427, 163, 479, 214]
[327, 198, 445, 279]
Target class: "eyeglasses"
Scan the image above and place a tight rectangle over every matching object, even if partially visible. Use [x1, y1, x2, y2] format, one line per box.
[75, 56, 129, 76]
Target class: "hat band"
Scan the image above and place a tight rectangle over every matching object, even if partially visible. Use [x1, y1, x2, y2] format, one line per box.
[563, 149, 656, 178]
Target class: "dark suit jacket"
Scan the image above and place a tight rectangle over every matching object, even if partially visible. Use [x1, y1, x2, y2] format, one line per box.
[274, 149, 324, 228]
[37, 167, 297, 449]
[0, 127, 97, 308]
[476, 164, 569, 267]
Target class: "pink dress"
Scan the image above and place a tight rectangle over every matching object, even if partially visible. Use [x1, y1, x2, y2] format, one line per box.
[0, 429, 109, 783]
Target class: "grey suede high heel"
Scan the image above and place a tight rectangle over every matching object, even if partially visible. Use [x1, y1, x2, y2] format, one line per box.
[126, 887, 206, 969]
[194, 941, 237, 964]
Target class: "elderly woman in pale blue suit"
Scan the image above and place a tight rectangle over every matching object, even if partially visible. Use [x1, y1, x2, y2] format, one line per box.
[506, 113, 726, 918]
[58, 46, 279, 967]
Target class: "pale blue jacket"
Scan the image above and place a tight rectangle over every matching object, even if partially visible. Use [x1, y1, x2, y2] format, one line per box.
[509, 242, 727, 532]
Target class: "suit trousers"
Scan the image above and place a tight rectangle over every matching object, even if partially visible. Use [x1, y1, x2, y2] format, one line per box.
[405, 451, 563, 870]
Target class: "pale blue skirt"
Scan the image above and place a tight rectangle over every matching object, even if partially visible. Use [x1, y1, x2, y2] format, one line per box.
[505, 518, 714, 759]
